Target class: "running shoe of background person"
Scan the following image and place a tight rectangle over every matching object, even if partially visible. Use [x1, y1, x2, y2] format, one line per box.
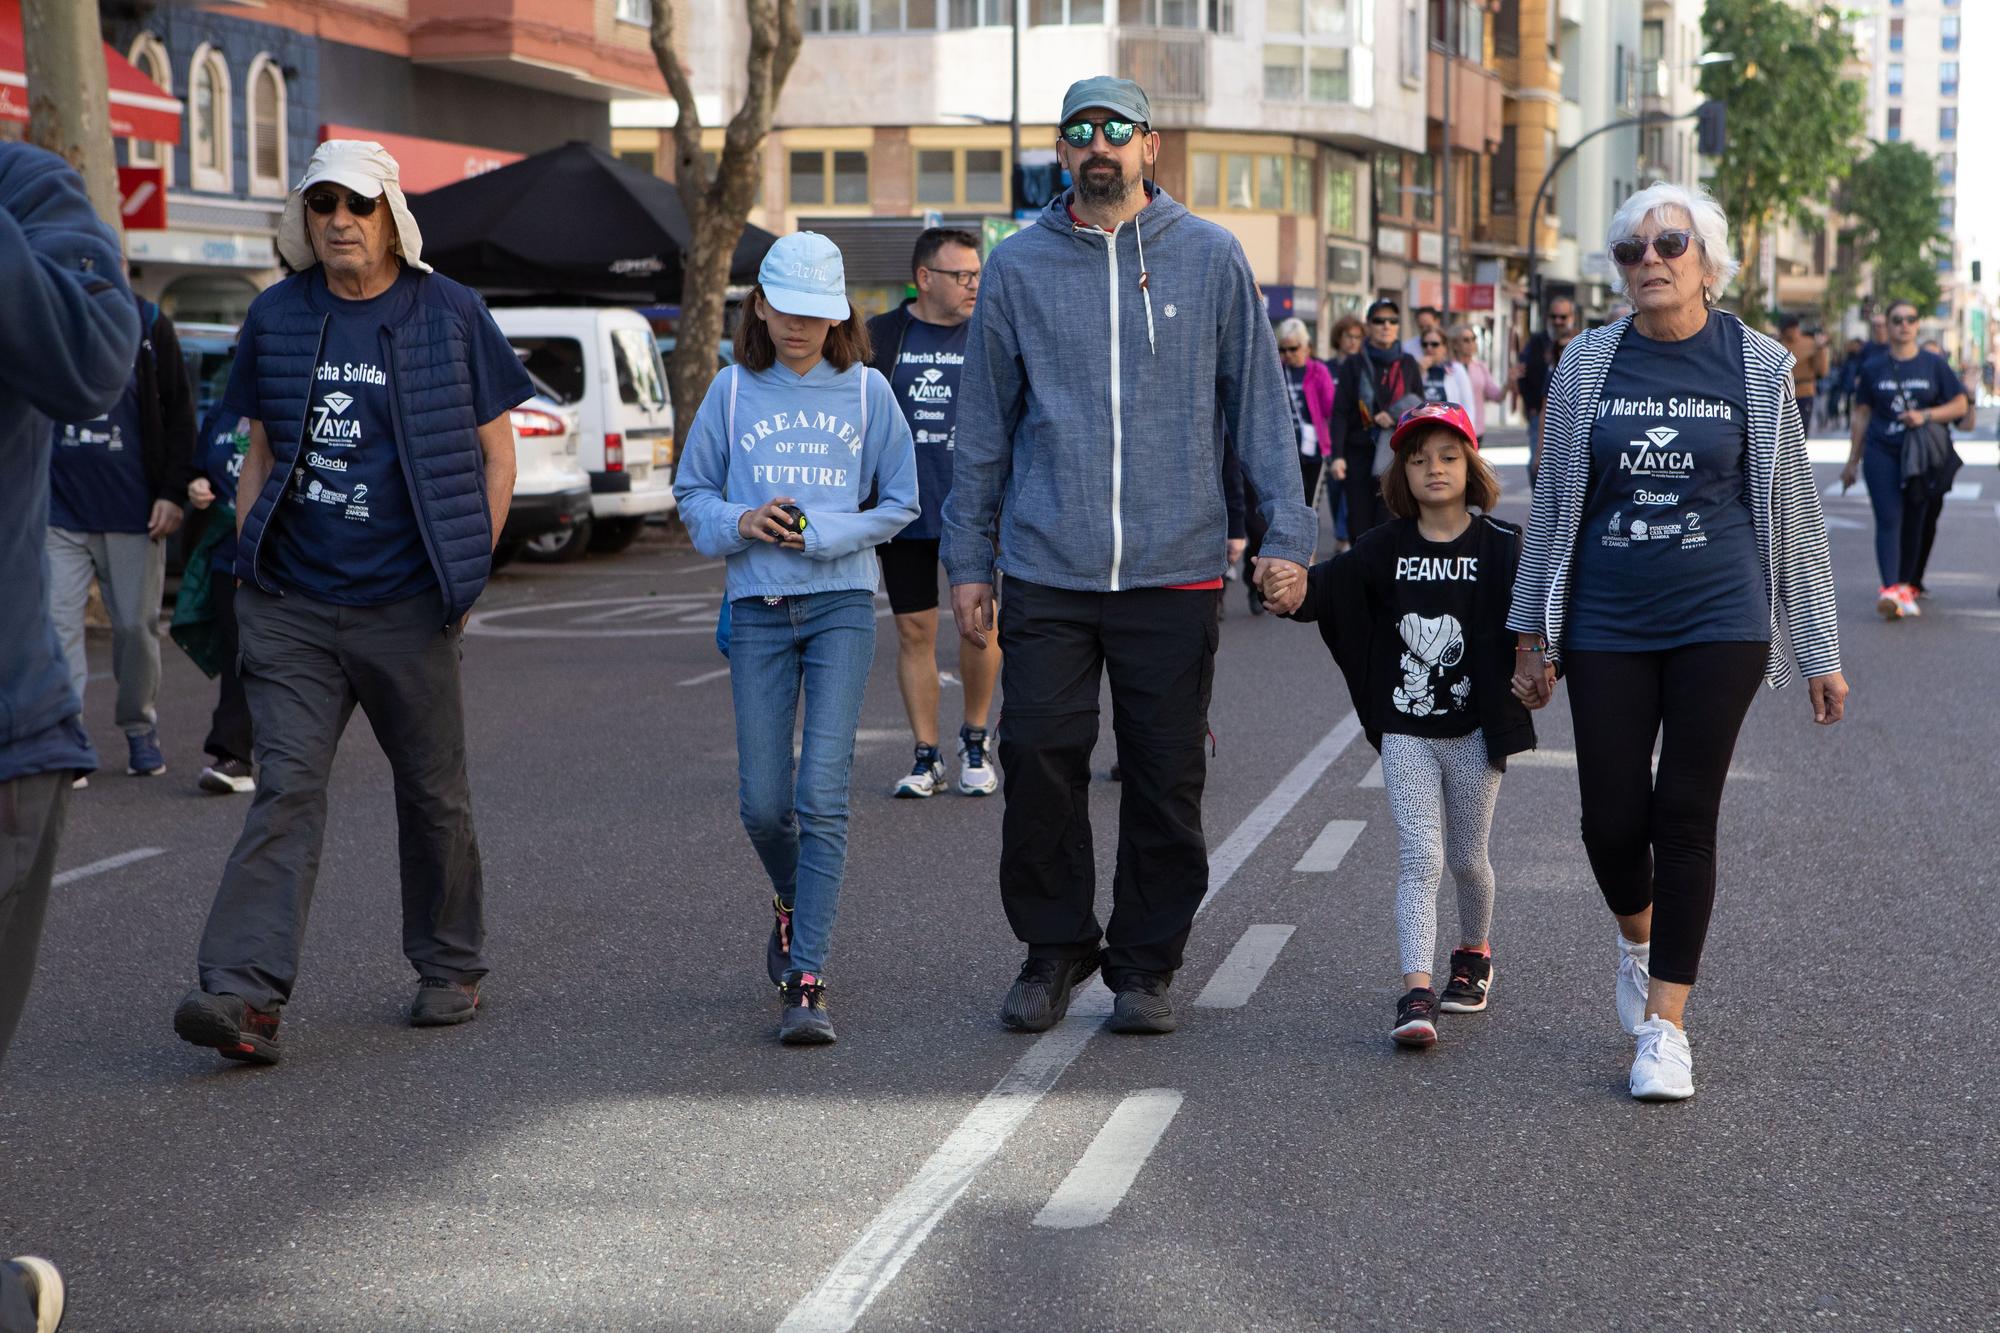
[778, 971, 835, 1045]
[893, 743, 945, 798]
[1106, 973, 1177, 1035]
[956, 725, 998, 796]
[125, 728, 165, 776]
[4, 1255, 63, 1333]
[1875, 585, 1904, 620]
[198, 757, 254, 794]
[172, 989, 281, 1065]
[1437, 948, 1493, 1013]
[1391, 987, 1439, 1047]
[1894, 584, 1921, 618]
[1616, 936, 1651, 1036]
[1629, 1016, 1695, 1101]
[409, 977, 480, 1026]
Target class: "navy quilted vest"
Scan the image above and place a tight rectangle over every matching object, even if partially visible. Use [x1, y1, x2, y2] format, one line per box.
[237, 268, 492, 625]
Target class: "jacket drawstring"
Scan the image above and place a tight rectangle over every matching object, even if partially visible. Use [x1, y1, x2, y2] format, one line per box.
[1134, 212, 1156, 356]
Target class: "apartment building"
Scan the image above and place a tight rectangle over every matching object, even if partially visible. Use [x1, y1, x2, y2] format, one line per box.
[92, 0, 662, 321]
[1862, 0, 1963, 340]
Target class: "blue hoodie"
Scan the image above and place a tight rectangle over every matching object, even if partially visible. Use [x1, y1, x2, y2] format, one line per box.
[0, 145, 138, 780]
[674, 358, 919, 600]
[940, 185, 1315, 592]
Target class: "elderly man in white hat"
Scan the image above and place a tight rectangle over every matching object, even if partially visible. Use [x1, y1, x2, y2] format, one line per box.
[173, 140, 535, 1065]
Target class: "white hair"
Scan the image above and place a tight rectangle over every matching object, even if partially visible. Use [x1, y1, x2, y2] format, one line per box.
[1604, 181, 1739, 299]
[1275, 317, 1309, 345]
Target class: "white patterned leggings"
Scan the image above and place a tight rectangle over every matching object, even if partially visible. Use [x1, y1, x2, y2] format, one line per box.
[1378, 730, 1501, 978]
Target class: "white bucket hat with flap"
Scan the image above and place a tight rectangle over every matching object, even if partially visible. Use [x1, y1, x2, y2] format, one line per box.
[279, 139, 433, 274]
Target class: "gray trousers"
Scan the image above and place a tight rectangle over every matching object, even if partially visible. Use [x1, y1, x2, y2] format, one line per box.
[196, 585, 487, 1010]
[46, 526, 166, 737]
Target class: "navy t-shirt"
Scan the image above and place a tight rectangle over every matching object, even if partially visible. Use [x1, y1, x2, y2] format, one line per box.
[1567, 313, 1769, 652]
[886, 313, 967, 541]
[196, 403, 250, 570]
[49, 375, 150, 534]
[1381, 521, 1482, 739]
[1857, 348, 1964, 455]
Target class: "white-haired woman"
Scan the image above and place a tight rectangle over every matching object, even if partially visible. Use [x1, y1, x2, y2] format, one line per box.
[1505, 182, 1847, 1102]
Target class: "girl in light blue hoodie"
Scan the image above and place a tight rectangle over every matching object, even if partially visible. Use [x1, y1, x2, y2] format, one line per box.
[674, 233, 918, 1045]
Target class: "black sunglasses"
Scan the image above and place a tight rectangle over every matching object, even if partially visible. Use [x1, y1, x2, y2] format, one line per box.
[1888, 314, 1920, 326]
[1369, 315, 1400, 326]
[304, 189, 380, 217]
[1610, 229, 1694, 267]
[1061, 118, 1142, 148]
[1422, 339, 1445, 348]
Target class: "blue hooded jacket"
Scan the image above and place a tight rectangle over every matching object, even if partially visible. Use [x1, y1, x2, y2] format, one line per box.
[0, 145, 138, 778]
[674, 358, 918, 600]
[940, 185, 1315, 591]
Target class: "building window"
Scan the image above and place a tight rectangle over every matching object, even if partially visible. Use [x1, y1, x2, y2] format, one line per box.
[245, 56, 288, 198]
[1940, 62, 1958, 96]
[1491, 124, 1515, 213]
[1939, 106, 1957, 140]
[1293, 156, 1312, 216]
[1886, 62, 1902, 96]
[1266, 0, 1352, 102]
[1326, 162, 1356, 233]
[1191, 152, 1220, 207]
[788, 149, 868, 205]
[1309, 47, 1350, 102]
[1886, 108, 1900, 140]
[1375, 151, 1402, 218]
[915, 147, 1007, 206]
[1189, 151, 1314, 213]
[1941, 16, 1959, 51]
[1401, 1, 1422, 86]
[1939, 198, 1954, 228]
[615, 0, 652, 21]
[1263, 44, 1304, 100]
[1030, 0, 1106, 20]
[1888, 18, 1902, 53]
[188, 44, 232, 193]
[1938, 151, 1955, 186]
[124, 34, 172, 183]
[1119, 0, 1203, 28]
[1411, 153, 1434, 222]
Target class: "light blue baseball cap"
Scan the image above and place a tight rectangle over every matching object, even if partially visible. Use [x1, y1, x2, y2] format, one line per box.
[758, 232, 851, 320]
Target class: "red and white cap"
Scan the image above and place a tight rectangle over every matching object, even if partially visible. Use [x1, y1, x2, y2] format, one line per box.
[1390, 401, 1480, 451]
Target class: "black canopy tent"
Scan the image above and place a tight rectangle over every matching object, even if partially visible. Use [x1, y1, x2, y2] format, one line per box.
[405, 141, 776, 303]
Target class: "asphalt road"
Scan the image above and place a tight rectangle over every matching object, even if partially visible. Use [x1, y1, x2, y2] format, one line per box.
[3, 453, 1995, 1331]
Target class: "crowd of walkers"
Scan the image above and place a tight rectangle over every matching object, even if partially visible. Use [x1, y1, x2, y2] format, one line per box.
[0, 71, 1922, 1332]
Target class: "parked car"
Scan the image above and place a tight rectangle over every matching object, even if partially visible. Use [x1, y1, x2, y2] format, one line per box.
[175, 321, 240, 418]
[494, 376, 592, 570]
[494, 307, 676, 560]
[657, 334, 734, 372]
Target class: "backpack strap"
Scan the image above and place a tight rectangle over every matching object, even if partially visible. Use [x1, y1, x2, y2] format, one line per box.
[727, 364, 739, 449]
[858, 366, 869, 439]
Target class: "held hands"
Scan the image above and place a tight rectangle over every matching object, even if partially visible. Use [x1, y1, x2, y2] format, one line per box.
[952, 582, 995, 649]
[147, 499, 183, 540]
[738, 497, 805, 549]
[1510, 639, 1555, 710]
[1808, 671, 1849, 726]
[1253, 558, 1306, 615]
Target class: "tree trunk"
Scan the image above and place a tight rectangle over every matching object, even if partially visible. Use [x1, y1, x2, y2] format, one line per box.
[21, 0, 122, 242]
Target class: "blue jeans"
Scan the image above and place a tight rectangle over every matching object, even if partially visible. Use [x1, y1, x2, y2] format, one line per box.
[1861, 442, 1931, 586]
[728, 590, 877, 977]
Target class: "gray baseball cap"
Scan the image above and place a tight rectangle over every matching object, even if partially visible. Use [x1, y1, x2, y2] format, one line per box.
[1059, 76, 1151, 128]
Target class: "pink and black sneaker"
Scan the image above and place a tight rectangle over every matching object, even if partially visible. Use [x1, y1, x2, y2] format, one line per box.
[779, 971, 835, 1045]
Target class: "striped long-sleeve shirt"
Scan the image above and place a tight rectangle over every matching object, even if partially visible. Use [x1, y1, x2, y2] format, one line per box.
[1505, 313, 1841, 690]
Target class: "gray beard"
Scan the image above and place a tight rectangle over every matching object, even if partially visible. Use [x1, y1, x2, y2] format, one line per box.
[1075, 167, 1135, 210]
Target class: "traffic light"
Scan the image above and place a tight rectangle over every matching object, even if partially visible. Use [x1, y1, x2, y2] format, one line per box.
[1696, 101, 1727, 156]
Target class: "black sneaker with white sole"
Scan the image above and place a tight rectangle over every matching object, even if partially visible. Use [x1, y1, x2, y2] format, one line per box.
[1000, 950, 1103, 1032]
[1391, 987, 1439, 1048]
[1437, 948, 1493, 1013]
[198, 757, 255, 794]
[1106, 973, 1178, 1035]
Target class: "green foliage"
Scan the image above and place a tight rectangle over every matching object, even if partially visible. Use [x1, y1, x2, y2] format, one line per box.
[1844, 140, 1948, 311]
[1700, 0, 1866, 306]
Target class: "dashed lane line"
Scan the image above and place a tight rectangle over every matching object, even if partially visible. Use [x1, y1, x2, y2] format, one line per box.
[1293, 819, 1366, 874]
[1359, 757, 1384, 788]
[678, 667, 732, 688]
[1193, 926, 1297, 1009]
[775, 711, 1363, 1333]
[1031, 1089, 1187, 1230]
[53, 847, 165, 887]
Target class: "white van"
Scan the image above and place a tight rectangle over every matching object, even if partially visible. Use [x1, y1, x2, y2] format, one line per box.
[493, 307, 676, 558]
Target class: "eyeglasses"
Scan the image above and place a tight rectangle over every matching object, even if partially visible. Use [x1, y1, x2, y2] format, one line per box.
[1888, 314, 1920, 326]
[1422, 340, 1445, 349]
[1061, 118, 1143, 148]
[1369, 315, 1400, 326]
[1610, 229, 1695, 267]
[923, 265, 981, 289]
[1279, 343, 1304, 353]
[304, 189, 379, 218]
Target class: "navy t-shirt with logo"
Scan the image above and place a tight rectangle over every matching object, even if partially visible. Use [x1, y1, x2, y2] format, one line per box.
[1567, 313, 1769, 652]
[49, 375, 150, 534]
[1857, 348, 1964, 455]
[886, 313, 967, 541]
[195, 403, 251, 570]
[1381, 521, 1482, 739]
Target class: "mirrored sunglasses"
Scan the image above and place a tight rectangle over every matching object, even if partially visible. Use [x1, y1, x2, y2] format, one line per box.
[1061, 119, 1141, 148]
[1610, 229, 1693, 267]
[305, 189, 380, 217]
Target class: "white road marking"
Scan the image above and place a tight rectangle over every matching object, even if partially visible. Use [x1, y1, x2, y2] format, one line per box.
[53, 846, 165, 887]
[1359, 757, 1383, 788]
[1193, 926, 1296, 1009]
[1293, 819, 1366, 873]
[1031, 1089, 1187, 1230]
[777, 711, 1362, 1333]
[673, 561, 724, 575]
[1822, 514, 1866, 530]
[677, 666, 732, 688]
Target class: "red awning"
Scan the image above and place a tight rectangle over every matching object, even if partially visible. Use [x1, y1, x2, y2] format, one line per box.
[0, 0, 183, 143]
[320, 124, 523, 195]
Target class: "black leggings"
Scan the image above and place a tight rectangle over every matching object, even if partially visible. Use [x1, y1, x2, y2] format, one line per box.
[1564, 641, 1767, 986]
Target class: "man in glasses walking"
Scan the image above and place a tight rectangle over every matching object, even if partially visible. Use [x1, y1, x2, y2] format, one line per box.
[173, 140, 534, 1065]
[868, 228, 1002, 799]
[943, 77, 1314, 1036]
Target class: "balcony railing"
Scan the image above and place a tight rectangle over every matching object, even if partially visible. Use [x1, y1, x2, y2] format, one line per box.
[1119, 30, 1208, 103]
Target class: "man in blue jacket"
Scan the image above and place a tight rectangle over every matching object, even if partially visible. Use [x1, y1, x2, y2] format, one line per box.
[172, 140, 533, 1065]
[0, 141, 143, 1333]
[942, 77, 1315, 1036]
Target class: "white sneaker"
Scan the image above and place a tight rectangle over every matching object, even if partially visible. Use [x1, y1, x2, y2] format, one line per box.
[1616, 936, 1651, 1036]
[1629, 1016, 1695, 1101]
[1895, 584, 1922, 618]
[893, 746, 945, 798]
[7, 1254, 64, 1333]
[956, 726, 998, 797]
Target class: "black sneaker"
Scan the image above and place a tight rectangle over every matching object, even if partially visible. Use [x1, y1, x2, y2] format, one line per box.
[1438, 948, 1493, 1014]
[767, 894, 794, 986]
[779, 970, 835, 1045]
[197, 757, 255, 794]
[1106, 973, 1178, 1035]
[1001, 950, 1104, 1032]
[410, 977, 480, 1027]
[173, 988, 281, 1065]
[1391, 987, 1439, 1048]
